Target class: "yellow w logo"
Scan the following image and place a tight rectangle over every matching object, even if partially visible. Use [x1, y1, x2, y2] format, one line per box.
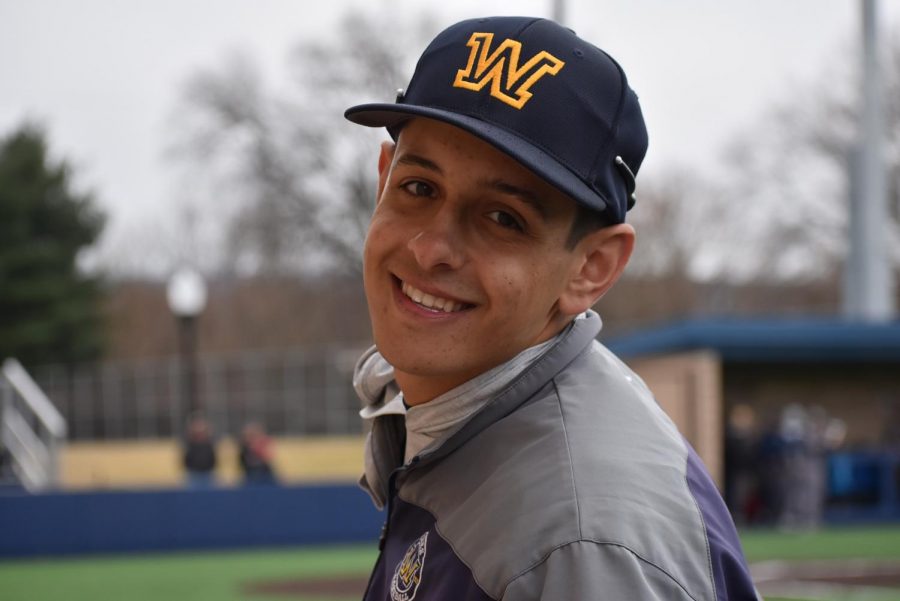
[453, 32, 565, 109]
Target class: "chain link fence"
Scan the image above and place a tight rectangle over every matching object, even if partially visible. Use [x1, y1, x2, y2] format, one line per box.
[32, 346, 367, 441]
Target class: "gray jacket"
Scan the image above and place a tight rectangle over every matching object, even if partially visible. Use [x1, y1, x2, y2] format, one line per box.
[362, 312, 758, 600]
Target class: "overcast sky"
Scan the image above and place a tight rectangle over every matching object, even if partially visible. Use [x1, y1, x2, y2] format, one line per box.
[1, 0, 897, 271]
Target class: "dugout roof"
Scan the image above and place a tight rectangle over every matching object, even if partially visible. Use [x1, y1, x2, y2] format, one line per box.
[604, 318, 900, 363]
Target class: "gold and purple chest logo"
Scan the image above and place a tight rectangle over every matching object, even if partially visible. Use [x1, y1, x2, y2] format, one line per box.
[453, 32, 565, 109]
[390, 531, 428, 601]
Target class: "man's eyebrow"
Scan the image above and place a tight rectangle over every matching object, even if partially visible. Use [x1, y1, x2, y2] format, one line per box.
[396, 152, 443, 174]
[485, 179, 549, 219]
[395, 155, 550, 218]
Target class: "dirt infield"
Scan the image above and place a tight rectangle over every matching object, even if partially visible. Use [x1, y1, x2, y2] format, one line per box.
[244, 560, 900, 599]
[752, 559, 900, 599]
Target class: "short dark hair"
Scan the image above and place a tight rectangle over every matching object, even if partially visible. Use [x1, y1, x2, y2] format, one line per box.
[565, 204, 611, 249]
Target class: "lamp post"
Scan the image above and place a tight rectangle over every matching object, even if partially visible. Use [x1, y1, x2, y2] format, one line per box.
[166, 267, 208, 420]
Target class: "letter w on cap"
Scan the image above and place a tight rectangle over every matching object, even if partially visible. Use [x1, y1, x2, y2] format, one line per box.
[453, 33, 565, 109]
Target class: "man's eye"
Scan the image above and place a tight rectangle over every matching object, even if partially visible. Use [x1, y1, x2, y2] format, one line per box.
[401, 181, 434, 197]
[487, 210, 524, 232]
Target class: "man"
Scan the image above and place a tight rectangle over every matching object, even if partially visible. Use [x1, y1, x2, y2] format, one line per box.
[346, 16, 759, 600]
[182, 413, 217, 488]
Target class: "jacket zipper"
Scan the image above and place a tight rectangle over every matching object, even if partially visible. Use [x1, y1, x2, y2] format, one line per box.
[361, 456, 420, 599]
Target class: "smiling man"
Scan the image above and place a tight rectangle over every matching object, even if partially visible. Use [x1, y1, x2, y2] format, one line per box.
[346, 16, 758, 601]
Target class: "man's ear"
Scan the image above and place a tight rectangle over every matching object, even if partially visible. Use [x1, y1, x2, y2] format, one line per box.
[376, 141, 396, 204]
[557, 224, 635, 316]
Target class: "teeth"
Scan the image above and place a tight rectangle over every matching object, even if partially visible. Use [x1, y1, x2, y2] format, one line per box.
[401, 281, 466, 313]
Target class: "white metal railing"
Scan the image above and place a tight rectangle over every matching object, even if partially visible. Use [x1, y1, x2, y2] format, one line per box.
[0, 358, 67, 490]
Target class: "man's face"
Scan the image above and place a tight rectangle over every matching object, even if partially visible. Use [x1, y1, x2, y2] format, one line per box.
[363, 118, 586, 404]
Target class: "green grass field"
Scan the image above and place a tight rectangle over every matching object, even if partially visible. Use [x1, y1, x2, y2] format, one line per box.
[741, 526, 900, 563]
[0, 526, 899, 601]
[743, 526, 900, 601]
[0, 544, 377, 601]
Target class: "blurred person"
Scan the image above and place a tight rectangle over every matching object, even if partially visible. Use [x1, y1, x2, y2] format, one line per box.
[880, 399, 900, 448]
[238, 421, 277, 485]
[346, 16, 758, 600]
[804, 406, 846, 527]
[776, 403, 817, 530]
[724, 403, 759, 525]
[182, 413, 217, 488]
[754, 413, 787, 526]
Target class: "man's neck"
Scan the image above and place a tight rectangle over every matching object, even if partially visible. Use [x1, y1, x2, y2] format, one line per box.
[394, 368, 482, 407]
[394, 319, 576, 406]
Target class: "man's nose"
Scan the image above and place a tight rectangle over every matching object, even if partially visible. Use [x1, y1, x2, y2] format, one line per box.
[407, 213, 466, 271]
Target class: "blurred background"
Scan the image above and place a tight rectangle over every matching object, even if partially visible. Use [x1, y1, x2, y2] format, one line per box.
[2, 1, 900, 600]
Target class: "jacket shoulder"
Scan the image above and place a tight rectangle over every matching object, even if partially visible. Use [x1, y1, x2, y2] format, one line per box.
[400, 342, 718, 600]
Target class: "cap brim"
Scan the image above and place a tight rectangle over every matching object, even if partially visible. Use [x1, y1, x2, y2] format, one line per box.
[344, 103, 611, 215]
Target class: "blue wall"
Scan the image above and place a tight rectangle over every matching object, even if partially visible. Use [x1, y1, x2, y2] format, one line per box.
[0, 484, 383, 557]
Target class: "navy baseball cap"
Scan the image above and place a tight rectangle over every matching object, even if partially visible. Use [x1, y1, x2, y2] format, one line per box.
[345, 16, 648, 223]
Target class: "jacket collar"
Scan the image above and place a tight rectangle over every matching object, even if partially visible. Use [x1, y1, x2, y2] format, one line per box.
[408, 310, 603, 469]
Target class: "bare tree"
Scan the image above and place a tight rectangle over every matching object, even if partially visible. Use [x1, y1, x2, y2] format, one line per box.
[171, 10, 900, 296]
[627, 167, 712, 279]
[691, 34, 900, 284]
[170, 11, 437, 275]
[625, 29, 900, 289]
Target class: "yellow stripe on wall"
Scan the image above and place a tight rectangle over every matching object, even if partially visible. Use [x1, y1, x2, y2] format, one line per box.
[59, 436, 366, 490]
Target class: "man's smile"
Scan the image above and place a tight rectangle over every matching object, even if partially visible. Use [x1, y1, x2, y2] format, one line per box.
[397, 278, 472, 314]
